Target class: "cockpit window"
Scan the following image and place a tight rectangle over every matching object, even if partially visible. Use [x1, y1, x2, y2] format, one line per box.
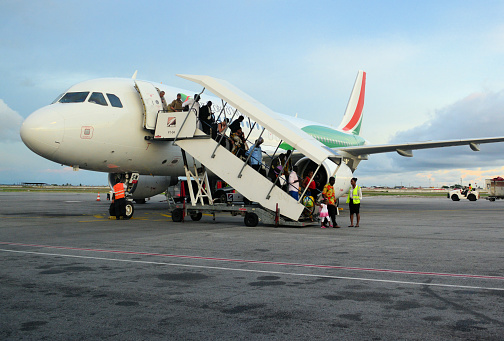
[52, 93, 64, 104]
[88, 92, 108, 106]
[59, 92, 89, 103]
[107, 93, 123, 108]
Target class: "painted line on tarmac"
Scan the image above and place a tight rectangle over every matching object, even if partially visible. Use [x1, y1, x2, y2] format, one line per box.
[1, 241, 504, 281]
[1, 248, 503, 292]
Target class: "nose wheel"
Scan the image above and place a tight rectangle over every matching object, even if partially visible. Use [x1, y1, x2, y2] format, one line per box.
[108, 201, 135, 219]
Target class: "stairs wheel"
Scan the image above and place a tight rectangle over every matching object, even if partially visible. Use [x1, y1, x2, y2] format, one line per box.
[172, 208, 184, 222]
[244, 212, 259, 227]
[190, 211, 203, 221]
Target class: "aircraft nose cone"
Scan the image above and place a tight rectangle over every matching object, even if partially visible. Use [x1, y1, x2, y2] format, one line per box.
[20, 107, 65, 158]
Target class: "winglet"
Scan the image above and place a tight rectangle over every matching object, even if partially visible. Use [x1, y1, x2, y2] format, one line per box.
[132, 70, 138, 80]
[338, 70, 366, 135]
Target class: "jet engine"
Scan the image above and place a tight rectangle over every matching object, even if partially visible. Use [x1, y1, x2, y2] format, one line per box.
[108, 174, 178, 202]
[295, 156, 353, 199]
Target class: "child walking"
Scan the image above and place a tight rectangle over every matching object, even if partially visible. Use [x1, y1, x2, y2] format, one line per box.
[319, 198, 331, 228]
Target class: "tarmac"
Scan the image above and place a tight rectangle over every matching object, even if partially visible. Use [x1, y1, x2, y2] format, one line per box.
[0, 192, 503, 340]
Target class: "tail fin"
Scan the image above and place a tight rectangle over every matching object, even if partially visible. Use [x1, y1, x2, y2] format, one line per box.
[338, 70, 366, 135]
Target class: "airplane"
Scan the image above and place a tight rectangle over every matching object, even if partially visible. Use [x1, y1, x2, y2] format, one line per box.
[20, 71, 504, 219]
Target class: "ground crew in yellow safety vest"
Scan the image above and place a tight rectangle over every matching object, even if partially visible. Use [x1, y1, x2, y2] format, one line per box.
[113, 181, 126, 220]
[346, 177, 362, 227]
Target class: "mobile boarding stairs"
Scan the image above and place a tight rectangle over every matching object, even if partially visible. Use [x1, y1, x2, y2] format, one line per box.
[144, 75, 342, 227]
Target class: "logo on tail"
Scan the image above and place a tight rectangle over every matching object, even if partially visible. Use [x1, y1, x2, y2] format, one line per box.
[338, 70, 366, 135]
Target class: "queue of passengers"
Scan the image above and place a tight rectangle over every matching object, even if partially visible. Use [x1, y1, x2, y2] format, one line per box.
[161, 94, 315, 201]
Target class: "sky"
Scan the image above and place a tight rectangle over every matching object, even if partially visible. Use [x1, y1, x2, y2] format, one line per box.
[1, 0, 504, 187]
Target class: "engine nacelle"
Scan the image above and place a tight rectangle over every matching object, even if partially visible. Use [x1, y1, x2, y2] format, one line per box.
[295, 156, 353, 199]
[108, 174, 177, 200]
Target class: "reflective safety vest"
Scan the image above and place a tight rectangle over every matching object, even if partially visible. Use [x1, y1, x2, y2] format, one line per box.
[346, 185, 361, 204]
[113, 183, 125, 199]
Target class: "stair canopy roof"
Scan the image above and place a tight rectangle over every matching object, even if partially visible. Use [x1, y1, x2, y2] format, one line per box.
[177, 74, 335, 165]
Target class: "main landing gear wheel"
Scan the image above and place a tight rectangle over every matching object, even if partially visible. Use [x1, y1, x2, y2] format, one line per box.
[244, 212, 259, 227]
[190, 211, 203, 221]
[172, 208, 184, 222]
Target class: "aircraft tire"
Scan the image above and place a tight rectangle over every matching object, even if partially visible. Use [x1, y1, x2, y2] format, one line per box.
[451, 194, 460, 201]
[172, 208, 184, 222]
[109, 202, 134, 219]
[467, 193, 477, 201]
[190, 211, 202, 221]
[124, 202, 134, 219]
[244, 212, 259, 227]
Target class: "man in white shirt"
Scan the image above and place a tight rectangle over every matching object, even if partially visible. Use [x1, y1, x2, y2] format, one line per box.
[288, 165, 300, 200]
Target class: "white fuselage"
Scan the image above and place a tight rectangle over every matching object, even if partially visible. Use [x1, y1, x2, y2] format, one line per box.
[21, 78, 363, 178]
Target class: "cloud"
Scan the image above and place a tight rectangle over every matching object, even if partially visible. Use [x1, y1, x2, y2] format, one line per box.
[355, 89, 504, 186]
[0, 99, 23, 142]
[389, 89, 504, 170]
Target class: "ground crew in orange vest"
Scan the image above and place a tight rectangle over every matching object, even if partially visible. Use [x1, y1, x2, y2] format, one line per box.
[113, 181, 126, 219]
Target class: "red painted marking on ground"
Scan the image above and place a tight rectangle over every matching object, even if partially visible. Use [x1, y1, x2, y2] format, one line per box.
[2, 241, 503, 280]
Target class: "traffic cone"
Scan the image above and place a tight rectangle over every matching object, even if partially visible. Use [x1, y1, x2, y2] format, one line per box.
[96, 193, 101, 201]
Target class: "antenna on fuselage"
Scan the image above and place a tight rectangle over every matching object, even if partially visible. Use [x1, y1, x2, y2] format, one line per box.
[131, 70, 138, 80]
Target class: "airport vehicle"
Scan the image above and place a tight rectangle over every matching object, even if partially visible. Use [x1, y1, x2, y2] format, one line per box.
[485, 177, 504, 201]
[214, 187, 245, 204]
[447, 188, 479, 201]
[20, 71, 504, 224]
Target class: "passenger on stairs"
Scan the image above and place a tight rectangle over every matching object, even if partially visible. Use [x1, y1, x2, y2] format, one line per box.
[229, 115, 244, 133]
[214, 118, 229, 148]
[302, 170, 317, 197]
[168, 93, 183, 112]
[245, 137, 265, 174]
[231, 127, 248, 159]
[288, 165, 300, 200]
[159, 91, 168, 111]
[199, 101, 214, 134]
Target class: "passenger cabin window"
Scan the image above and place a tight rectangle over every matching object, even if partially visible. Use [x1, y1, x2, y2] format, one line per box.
[88, 92, 108, 106]
[59, 92, 90, 103]
[107, 93, 123, 108]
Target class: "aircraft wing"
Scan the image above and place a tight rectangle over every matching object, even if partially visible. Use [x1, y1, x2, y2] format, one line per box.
[338, 137, 504, 158]
[177, 74, 335, 165]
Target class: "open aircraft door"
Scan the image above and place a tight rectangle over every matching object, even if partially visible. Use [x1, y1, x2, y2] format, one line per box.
[134, 80, 163, 130]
